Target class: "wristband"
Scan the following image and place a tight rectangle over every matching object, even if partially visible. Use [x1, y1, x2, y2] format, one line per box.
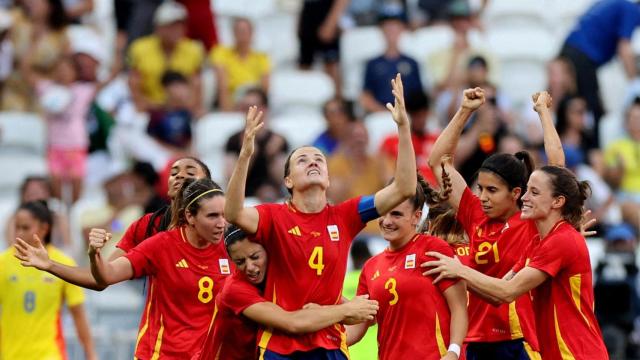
[447, 343, 461, 358]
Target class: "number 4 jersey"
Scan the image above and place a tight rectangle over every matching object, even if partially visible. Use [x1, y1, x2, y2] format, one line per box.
[125, 227, 233, 359]
[253, 196, 378, 355]
[358, 234, 459, 360]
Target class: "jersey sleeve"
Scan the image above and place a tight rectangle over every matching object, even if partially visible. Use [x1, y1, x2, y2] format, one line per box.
[117, 213, 152, 252]
[124, 233, 164, 278]
[423, 237, 459, 293]
[57, 254, 85, 307]
[456, 187, 487, 236]
[221, 278, 267, 315]
[254, 203, 276, 245]
[526, 232, 574, 278]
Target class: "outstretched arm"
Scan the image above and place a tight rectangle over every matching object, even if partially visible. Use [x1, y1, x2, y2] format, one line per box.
[224, 106, 264, 234]
[242, 295, 378, 334]
[533, 91, 564, 167]
[423, 252, 548, 304]
[373, 74, 418, 215]
[428, 88, 485, 210]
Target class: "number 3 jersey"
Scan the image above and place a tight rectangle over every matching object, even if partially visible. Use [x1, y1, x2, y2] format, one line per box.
[253, 196, 377, 355]
[125, 227, 233, 359]
[0, 245, 85, 360]
[357, 234, 459, 360]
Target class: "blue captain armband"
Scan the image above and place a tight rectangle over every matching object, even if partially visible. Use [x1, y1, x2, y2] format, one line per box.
[358, 195, 379, 223]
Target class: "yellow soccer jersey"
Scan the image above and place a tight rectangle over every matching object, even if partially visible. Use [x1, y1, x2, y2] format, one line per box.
[0, 245, 85, 360]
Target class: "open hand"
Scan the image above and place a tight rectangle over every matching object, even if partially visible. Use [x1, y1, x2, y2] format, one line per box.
[14, 234, 51, 270]
[421, 251, 464, 284]
[580, 209, 597, 237]
[461, 87, 485, 111]
[386, 73, 409, 127]
[240, 105, 265, 158]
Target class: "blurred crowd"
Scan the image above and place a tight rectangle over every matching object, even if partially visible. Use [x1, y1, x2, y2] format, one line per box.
[1, 0, 640, 358]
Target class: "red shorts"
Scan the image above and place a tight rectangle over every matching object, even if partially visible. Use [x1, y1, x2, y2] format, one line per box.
[47, 148, 87, 179]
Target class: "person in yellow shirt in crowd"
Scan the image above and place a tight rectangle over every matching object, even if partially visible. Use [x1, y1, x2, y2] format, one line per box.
[604, 97, 640, 228]
[210, 17, 271, 111]
[127, 1, 205, 114]
[3, 201, 97, 360]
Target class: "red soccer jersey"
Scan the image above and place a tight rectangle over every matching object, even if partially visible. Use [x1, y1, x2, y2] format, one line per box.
[253, 197, 373, 355]
[198, 271, 266, 360]
[456, 188, 539, 348]
[452, 243, 472, 266]
[357, 234, 459, 360]
[515, 221, 607, 360]
[379, 132, 439, 186]
[117, 212, 158, 252]
[125, 227, 233, 359]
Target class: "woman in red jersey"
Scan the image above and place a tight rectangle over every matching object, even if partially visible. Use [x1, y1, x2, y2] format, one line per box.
[424, 166, 608, 360]
[88, 178, 232, 359]
[424, 89, 565, 360]
[348, 174, 468, 360]
[225, 73, 417, 359]
[197, 225, 379, 360]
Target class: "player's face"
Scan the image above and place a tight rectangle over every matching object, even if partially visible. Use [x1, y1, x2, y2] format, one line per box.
[521, 171, 560, 221]
[168, 158, 208, 199]
[285, 147, 329, 194]
[190, 196, 226, 244]
[14, 210, 48, 245]
[228, 240, 268, 285]
[377, 200, 421, 244]
[476, 171, 520, 221]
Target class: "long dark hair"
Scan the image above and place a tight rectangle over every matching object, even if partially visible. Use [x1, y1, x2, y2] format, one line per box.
[538, 166, 591, 229]
[478, 151, 535, 207]
[224, 224, 248, 255]
[17, 200, 53, 244]
[169, 178, 224, 229]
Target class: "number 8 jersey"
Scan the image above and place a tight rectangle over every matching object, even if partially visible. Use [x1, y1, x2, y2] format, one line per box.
[125, 227, 233, 359]
[253, 196, 378, 356]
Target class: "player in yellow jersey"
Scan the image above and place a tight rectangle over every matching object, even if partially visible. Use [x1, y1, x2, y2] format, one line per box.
[5, 200, 97, 360]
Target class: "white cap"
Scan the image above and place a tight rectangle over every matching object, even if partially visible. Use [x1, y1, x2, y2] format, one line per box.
[153, 1, 187, 27]
[0, 9, 13, 31]
[67, 26, 107, 64]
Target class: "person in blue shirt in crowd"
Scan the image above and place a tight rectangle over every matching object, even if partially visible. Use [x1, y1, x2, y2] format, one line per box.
[360, 6, 424, 113]
[560, 0, 640, 148]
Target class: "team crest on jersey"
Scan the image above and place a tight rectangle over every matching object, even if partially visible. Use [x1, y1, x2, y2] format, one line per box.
[404, 254, 416, 269]
[219, 259, 231, 274]
[311, 231, 321, 237]
[327, 225, 339, 241]
[9, 275, 17, 282]
[388, 266, 397, 272]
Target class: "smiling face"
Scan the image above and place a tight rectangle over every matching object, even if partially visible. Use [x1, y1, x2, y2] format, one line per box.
[167, 158, 208, 199]
[228, 239, 268, 285]
[186, 195, 226, 244]
[476, 171, 521, 221]
[284, 147, 330, 194]
[377, 200, 421, 245]
[521, 170, 563, 221]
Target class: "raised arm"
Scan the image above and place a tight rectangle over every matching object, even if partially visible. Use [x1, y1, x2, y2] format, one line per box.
[88, 229, 134, 286]
[428, 88, 485, 210]
[373, 74, 418, 215]
[14, 237, 127, 291]
[423, 252, 548, 304]
[242, 295, 378, 334]
[442, 282, 468, 360]
[533, 91, 564, 167]
[224, 106, 264, 234]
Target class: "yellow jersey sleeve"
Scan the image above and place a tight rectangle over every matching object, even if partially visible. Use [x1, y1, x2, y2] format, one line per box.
[209, 45, 229, 66]
[48, 247, 85, 307]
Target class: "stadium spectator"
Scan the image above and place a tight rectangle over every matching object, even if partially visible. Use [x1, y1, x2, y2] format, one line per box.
[9, 201, 97, 360]
[312, 98, 354, 155]
[224, 88, 289, 202]
[127, 0, 204, 113]
[0, 8, 12, 102]
[298, 0, 349, 97]
[604, 97, 640, 229]
[176, 0, 218, 50]
[2, 0, 69, 111]
[210, 17, 271, 111]
[379, 89, 439, 186]
[560, 0, 640, 147]
[5, 176, 71, 249]
[360, 9, 423, 113]
[328, 120, 386, 238]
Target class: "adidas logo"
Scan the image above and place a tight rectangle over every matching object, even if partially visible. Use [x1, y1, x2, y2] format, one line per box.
[175, 259, 189, 268]
[287, 226, 301, 236]
[371, 270, 380, 281]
